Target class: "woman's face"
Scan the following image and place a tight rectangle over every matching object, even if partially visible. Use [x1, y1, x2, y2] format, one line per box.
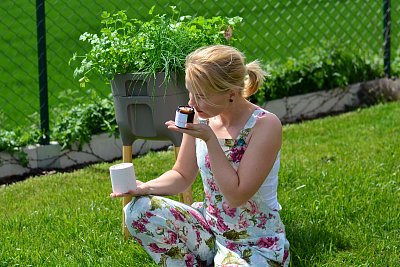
[185, 70, 232, 119]
[187, 90, 230, 119]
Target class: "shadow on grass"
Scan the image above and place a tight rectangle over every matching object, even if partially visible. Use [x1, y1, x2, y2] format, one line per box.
[286, 222, 352, 266]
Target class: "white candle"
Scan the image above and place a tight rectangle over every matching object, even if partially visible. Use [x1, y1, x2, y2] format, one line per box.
[109, 163, 137, 193]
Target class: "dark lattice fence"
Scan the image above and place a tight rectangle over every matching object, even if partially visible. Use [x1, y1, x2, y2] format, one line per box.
[0, 0, 398, 136]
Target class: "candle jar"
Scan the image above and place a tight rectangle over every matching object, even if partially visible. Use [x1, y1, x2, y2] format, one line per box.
[174, 106, 195, 128]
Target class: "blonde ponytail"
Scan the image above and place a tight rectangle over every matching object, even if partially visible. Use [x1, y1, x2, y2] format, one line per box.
[243, 60, 267, 98]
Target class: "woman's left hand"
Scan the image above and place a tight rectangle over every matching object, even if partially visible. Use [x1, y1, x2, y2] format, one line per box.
[109, 180, 149, 198]
[165, 120, 214, 142]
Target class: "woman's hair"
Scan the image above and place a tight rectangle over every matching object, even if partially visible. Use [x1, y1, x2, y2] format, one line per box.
[185, 45, 267, 101]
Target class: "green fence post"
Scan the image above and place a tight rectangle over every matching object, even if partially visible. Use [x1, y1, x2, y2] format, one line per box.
[36, 0, 50, 145]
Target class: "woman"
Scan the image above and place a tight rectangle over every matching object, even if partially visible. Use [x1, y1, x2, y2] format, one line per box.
[111, 45, 290, 266]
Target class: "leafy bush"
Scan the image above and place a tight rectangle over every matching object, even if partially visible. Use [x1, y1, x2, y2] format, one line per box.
[70, 6, 242, 87]
[0, 110, 42, 153]
[0, 128, 41, 153]
[52, 93, 118, 150]
[0, 126, 42, 166]
[252, 41, 384, 103]
[0, 91, 117, 164]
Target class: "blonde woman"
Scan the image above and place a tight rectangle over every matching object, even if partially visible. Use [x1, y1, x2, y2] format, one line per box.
[112, 45, 290, 266]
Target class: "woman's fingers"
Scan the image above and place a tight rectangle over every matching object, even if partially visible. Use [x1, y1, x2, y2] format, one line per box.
[110, 192, 130, 198]
[110, 185, 146, 198]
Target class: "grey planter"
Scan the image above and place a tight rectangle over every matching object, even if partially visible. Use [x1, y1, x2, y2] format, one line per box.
[111, 72, 188, 146]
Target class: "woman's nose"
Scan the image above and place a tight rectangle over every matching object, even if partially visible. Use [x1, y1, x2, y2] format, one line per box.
[188, 94, 195, 107]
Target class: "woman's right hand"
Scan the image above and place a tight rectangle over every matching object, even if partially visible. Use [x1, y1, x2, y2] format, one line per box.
[109, 180, 149, 198]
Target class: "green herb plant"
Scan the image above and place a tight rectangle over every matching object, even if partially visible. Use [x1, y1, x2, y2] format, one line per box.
[70, 6, 242, 87]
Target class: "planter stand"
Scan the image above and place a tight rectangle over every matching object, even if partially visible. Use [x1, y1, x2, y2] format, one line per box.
[111, 72, 193, 239]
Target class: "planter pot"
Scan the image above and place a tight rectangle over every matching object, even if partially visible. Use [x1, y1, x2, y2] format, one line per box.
[111, 72, 189, 146]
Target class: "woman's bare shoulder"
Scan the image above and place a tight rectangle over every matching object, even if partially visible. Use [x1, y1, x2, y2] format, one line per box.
[255, 110, 282, 131]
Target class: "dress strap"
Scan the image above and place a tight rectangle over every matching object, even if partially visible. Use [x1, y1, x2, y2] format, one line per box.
[241, 107, 269, 133]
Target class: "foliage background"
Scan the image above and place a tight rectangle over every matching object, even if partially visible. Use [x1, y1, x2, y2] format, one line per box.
[1, 0, 399, 131]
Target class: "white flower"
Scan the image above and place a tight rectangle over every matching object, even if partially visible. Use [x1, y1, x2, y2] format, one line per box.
[79, 32, 90, 41]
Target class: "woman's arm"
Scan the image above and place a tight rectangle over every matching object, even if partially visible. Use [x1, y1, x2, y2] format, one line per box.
[111, 132, 198, 198]
[144, 133, 199, 195]
[164, 114, 281, 207]
[205, 113, 282, 207]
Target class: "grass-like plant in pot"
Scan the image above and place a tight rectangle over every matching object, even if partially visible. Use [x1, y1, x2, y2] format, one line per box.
[71, 6, 242, 87]
[70, 5, 242, 148]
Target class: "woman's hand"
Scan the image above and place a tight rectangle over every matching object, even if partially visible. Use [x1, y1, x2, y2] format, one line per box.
[110, 180, 148, 198]
[165, 120, 215, 142]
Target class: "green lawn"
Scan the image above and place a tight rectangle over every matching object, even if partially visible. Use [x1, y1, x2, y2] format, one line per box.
[1, 0, 397, 129]
[1, 102, 399, 266]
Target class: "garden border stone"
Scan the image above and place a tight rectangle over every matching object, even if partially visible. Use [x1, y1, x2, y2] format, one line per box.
[262, 78, 399, 124]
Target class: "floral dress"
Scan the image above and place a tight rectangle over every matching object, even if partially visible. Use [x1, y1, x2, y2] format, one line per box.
[124, 108, 290, 267]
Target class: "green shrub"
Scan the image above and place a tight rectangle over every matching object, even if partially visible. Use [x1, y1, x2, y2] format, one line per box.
[252, 41, 384, 103]
[0, 91, 118, 164]
[0, 112, 42, 153]
[0, 126, 42, 167]
[52, 93, 118, 150]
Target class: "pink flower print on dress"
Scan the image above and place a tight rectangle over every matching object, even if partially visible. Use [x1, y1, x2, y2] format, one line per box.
[145, 211, 155, 218]
[132, 220, 147, 233]
[207, 217, 216, 227]
[207, 203, 218, 217]
[207, 178, 219, 192]
[248, 200, 260, 215]
[229, 144, 247, 163]
[148, 243, 168, 253]
[283, 249, 290, 263]
[170, 207, 186, 222]
[255, 236, 280, 249]
[255, 109, 267, 121]
[257, 213, 267, 228]
[185, 254, 195, 267]
[216, 217, 229, 232]
[222, 201, 237, 218]
[188, 209, 211, 231]
[196, 229, 202, 243]
[163, 230, 178, 245]
[205, 191, 213, 203]
[205, 154, 211, 170]
[226, 241, 239, 251]
[238, 213, 250, 229]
